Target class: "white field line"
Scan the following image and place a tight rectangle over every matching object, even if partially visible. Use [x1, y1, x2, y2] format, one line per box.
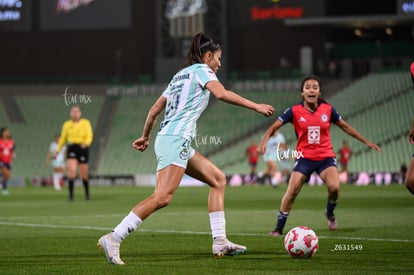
[0, 210, 276, 220]
[0, 221, 413, 243]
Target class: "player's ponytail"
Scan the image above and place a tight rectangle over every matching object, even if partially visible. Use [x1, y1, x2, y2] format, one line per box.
[0, 127, 8, 139]
[183, 32, 221, 68]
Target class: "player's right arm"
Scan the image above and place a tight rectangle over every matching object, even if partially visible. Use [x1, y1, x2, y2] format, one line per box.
[258, 107, 292, 155]
[44, 147, 52, 167]
[257, 119, 284, 155]
[56, 122, 68, 153]
[132, 95, 167, 152]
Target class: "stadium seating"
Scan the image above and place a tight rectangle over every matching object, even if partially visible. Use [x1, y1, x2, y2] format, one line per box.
[212, 70, 413, 174]
[6, 95, 104, 178]
[96, 89, 300, 175]
[2, 69, 411, 178]
[96, 96, 159, 175]
[0, 103, 9, 126]
[327, 70, 412, 116]
[195, 90, 300, 155]
[328, 70, 413, 172]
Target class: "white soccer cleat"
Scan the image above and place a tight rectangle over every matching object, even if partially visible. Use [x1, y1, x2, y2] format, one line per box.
[327, 217, 338, 231]
[97, 233, 125, 265]
[212, 239, 247, 257]
[325, 211, 338, 231]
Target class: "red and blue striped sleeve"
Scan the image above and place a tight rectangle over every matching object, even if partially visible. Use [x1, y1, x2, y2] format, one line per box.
[278, 107, 293, 124]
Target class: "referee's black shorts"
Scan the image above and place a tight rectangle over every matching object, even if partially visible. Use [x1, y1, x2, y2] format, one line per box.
[67, 144, 89, 164]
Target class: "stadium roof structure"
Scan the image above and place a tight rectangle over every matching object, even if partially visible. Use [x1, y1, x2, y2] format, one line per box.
[285, 14, 414, 28]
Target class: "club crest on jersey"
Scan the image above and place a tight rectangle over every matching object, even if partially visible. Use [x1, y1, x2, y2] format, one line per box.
[179, 148, 189, 160]
[321, 114, 328, 122]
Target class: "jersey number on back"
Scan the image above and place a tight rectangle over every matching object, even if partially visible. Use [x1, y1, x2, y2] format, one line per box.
[165, 92, 181, 118]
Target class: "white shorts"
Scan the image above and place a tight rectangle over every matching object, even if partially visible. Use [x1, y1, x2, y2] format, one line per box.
[51, 159, 65, 168]
[263, 151, 277, 162]
[154, 135, 195, 171]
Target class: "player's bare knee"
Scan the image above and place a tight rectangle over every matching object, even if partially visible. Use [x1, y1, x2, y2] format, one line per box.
[152, 193, 173, 209]
[2, 171, 10, 179]
[214, 173, 226, 191]
[210, 170, 226, 189]
[156, 197, 171, 209]
[68, 171, 76, 179]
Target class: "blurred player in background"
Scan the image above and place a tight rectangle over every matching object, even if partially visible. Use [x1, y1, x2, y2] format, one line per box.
[245, 140, 258, 184]
[258, 76, 381, 236]
[338, 140, 352, 177]
[0, 127, 15, 195]
[406, 118, 414, 195]
[275, 142, 293, 184]
[45, 134, 66, 191]
[56, 105, 93, 201]
[262, 130, 285, 186]
[97, 32, 274, 265]
[405, 61, 414, 195]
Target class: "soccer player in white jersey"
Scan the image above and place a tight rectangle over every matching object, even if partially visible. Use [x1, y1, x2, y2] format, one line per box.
[45, 134, 66, 190]
[98, 32, 275, 265]
[262, 130, 285, 185]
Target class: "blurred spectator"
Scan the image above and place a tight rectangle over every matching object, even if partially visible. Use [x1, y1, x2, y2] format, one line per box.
[339, 140, 352, 182]
[0, 127, 15, 196]
[399, 163, 407, 184]
[245, 140, 258, 185]
[275, 142, 292, 184]
[328, 60, 338, 78]
[262, 131, 285, 186]
[45, 134, 66, 190]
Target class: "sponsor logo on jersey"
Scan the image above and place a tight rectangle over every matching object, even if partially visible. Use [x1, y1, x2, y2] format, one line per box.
[308, 126, 320, 144]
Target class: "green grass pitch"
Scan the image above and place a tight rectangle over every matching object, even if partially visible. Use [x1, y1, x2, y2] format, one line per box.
[0, 184, 413, 274]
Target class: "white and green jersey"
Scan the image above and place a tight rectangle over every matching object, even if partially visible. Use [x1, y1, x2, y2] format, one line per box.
[158, 63, 218, 140]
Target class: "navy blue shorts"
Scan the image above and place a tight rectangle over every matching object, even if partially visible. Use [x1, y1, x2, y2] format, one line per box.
[0, 161, 11, 170]
[293, 158, 337, 178]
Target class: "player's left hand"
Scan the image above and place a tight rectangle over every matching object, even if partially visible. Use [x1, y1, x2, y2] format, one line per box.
[132, 137, 149, 152]
[256, 104, 275, 117]
[366, 142, 382, 152]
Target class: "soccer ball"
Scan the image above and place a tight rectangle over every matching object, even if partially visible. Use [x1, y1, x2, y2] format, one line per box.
[284, 226, 319, 258]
